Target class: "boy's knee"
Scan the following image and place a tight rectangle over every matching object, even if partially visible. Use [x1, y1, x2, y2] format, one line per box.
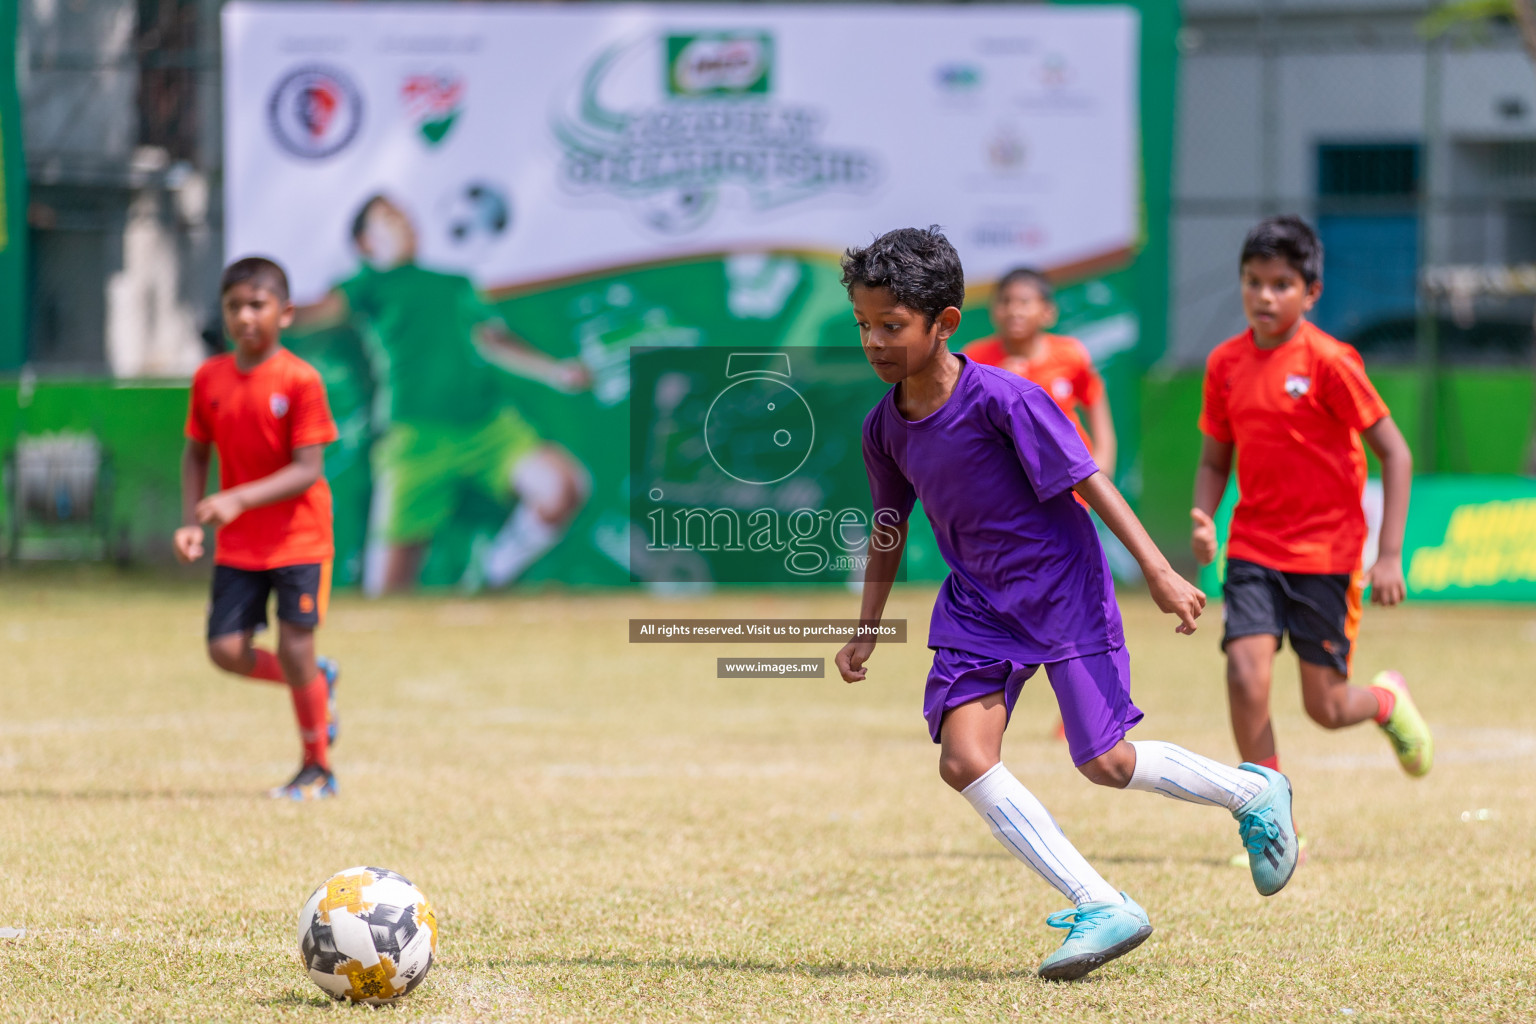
[1077, 748, 1134, 788]
[939, 751, 995, 792]
[1303, 696, 1349, 730]
[1226, 657, 1268, 694]
[206, 636, 246, 673]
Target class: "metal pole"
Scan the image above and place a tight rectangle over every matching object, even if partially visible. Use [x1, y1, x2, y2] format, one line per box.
[1418, 7, 1442, 474]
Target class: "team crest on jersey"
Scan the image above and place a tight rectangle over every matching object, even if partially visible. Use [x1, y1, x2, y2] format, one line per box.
[1284, 374, 1311, 399]
[1051, 378, 1073, 400]
[270, 393, 290, 418]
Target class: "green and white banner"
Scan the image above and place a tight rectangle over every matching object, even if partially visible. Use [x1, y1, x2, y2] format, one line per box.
[223, 2, 1162, 589]
[1199, 476, 1536, 602]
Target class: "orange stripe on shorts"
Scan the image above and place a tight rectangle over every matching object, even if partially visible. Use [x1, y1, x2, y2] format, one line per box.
[316, 560, 333, 627]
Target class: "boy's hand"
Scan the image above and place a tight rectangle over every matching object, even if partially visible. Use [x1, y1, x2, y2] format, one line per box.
[1190, 508, 1218, 565]
[1147, 564, 1206, 634]
[835, 640, 876, 682]
[173, 525, 205, 563]
[554, 361, 591, 393]
[1366, 555, 1407, 606]
[195, 491, 246, 529]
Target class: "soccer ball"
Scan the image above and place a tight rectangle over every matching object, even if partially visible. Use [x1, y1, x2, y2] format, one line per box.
[296, 866, 437, 1005]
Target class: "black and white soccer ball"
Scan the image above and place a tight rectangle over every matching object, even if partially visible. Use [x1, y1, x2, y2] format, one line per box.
[437, 180, 511, 257]
[296, 866, 437, 1005]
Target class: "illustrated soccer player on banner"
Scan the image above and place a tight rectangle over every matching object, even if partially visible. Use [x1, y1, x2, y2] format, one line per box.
[1191, 216, 1430, 832]
[836, 226, 1300, 981]
[296, 195, 591, 595]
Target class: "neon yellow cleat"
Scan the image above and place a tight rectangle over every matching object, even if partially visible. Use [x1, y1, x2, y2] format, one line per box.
[1374, 671, 1433, 777]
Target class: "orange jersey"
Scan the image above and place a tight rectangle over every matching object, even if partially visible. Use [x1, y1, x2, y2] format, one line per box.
[1199, 322, 1389, 575]
[185, 349, 339, 570]
[963, 333, 1104, 449]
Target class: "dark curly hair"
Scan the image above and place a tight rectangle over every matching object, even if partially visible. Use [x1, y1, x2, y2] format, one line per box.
[220, 256, 290, 303]
[994, 266, 1053, 304]
[841, 226, 965, 325]
[1240, 215, 1323, 286]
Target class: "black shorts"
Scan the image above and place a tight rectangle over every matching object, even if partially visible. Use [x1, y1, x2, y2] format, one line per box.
[208, 562, 331, 640]
[1221, 558, 1361, 676]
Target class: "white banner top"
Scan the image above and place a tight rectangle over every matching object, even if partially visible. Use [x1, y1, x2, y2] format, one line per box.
[224, 2, 1139, 303]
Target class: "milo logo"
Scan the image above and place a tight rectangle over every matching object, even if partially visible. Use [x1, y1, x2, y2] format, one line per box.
[667, 33, 772, 96]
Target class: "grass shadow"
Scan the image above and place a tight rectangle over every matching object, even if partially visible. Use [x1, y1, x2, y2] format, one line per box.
[0, 788, 260, 802]
[252, 991, 339, 1009]
[503, 952, 1045, 984]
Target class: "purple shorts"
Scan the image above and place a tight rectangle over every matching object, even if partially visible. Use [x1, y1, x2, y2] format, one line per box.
[923, 646, 1143, 766]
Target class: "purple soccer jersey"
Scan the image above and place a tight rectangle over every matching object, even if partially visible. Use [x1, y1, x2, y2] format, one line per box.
[862, 355, 1124, 663]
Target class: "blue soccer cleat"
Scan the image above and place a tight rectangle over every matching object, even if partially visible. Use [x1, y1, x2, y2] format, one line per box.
[317, 656, 340, 747]
[269, 762, 338, 801]
[1036, 893, 1154, 981]
[1233, 763, 1298, 896]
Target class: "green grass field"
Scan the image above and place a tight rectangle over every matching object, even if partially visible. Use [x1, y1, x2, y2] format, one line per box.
[2, 573, 1534, 1022]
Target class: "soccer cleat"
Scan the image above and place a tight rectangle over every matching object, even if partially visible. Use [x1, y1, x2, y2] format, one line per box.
[1229, 833, 1307, 869]
[317, 656, 340, 747]
[1036, 894, 1153, 981]
[269, 763, 338, 801]
[1232, 763, 1298, 896]
[1374, 671, 1432, 777]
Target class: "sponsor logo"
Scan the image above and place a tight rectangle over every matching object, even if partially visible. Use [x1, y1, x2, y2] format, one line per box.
[667, 33, 772, 96]
[987, 126, 1026, 172]
[299, 593, 315, 614]
[971, 220, 1047, 249]
[1039, 51, 1073, 89]
[270, 393, 290, 418]
[268, 66, 364, 159]
[555, 34, 878, 233]
[935, 63, 983, 91]
[402, 72, 464, 146]
[1285, 374, 1312, 399]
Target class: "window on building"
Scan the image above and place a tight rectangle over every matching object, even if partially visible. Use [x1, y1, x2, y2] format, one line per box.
[1312, 144, 1421, 357]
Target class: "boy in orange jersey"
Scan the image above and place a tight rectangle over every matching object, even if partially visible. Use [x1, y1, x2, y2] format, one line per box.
[963, 267, 1116, 477]
[175, 257, 343, 800]
[1191, 216, 1432, 802]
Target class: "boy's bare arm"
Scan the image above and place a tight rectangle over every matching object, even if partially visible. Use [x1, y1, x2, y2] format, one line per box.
[1190, 435, 1234, 565]
[1360, 415, 1413, 606]
[835, 519, 909, 682]
[475, 323, 589, 392]
[194, 445, 326, 529]
[174, 440, 213, 562]
[289, 290, 350, 331]
[1074, 471, 1206, 634]
[1084, 396, 1117, 479]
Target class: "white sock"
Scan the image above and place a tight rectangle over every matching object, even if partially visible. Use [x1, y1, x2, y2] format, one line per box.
[961, 764, 1122, 907]
[1126, 740, 1265, 812]
[483, 504, 562, 587]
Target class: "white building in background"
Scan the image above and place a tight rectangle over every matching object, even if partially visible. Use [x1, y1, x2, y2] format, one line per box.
[20, 0, 218, 376]
[1172, 0, 1536, 366]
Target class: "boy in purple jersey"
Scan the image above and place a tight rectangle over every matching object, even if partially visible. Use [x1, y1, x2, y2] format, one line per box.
[834, 227, 1301, 981]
